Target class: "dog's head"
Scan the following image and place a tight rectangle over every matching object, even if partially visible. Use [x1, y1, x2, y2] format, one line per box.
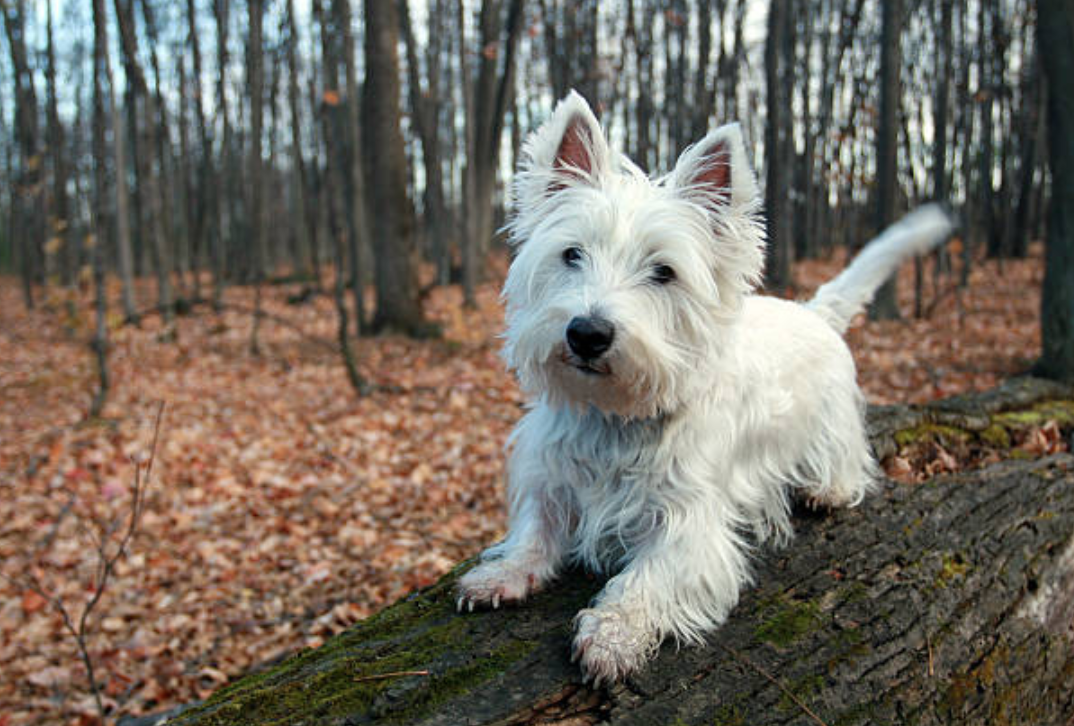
[502, 92, 765, 419]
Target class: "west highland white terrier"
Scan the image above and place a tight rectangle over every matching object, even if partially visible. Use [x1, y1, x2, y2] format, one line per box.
[457, 91, 953, 684]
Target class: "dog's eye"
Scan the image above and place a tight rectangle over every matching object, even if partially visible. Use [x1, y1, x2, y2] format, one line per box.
[651, 264, 676, 285]
[562, 246, 584, 268]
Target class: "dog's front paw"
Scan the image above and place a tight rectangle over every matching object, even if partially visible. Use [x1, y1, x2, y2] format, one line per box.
[456, 559, 544, 612]
[571, 607, 656, 686]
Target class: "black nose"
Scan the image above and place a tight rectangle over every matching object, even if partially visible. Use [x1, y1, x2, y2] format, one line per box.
[566, 316, 615, 361]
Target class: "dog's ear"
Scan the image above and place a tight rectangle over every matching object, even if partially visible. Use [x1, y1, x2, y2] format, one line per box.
[551, 111, 602, 190]
[671, 123, 766, 298]
[518, 91, 609, 197]
[670, 123, 759, 211]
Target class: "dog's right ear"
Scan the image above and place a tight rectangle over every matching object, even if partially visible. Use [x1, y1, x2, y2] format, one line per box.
[670, 123, 760, 212]
[515, 91, 609, 205]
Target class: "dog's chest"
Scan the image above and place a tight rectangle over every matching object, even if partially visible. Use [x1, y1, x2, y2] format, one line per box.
[550, 412, 666, 486]
[542, 411, 679, 561]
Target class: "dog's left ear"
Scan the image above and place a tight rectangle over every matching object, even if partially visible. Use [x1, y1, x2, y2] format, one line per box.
[670, 123, 759, 212]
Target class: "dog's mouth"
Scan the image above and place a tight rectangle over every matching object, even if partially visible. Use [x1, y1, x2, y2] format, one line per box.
[560, 351, 612, 377]
[574, 362, 610, 376]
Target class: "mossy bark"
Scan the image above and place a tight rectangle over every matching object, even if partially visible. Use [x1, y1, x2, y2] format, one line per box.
[153, 378, 1074, 726]
[867, 376, 1074, 461]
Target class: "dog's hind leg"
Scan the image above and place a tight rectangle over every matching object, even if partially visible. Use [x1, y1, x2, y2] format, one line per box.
[797, 387, 877, 509]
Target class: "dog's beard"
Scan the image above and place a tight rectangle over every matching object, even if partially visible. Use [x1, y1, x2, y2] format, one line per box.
[519, 335, 708, 420]
[548, 344, 645, 417]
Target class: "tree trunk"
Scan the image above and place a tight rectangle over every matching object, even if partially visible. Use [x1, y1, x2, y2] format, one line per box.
[186, 0, 217, 303]
[978, 0, 998, 260]
[1036, 0, 1074, 382]
[764, 0, 793, 293]
[1012, 46, 1044, 260]
[1, 0, 44, 310]
[247, 0, 266, 355]
[797, 5, 815, 260]
[930, 0, 954, 292]
[335, 0, 371, 336]
[691, 0, 712, 141]
[868, 0, 902, 321]
[115, 0, 174, 325]
[461, 0, 525, 307]
[142, 0, 183, 301]
[158, 378, 1074, 726]
[285, 0, 316, 282]
[400, 0, 450, 287]
[364, 0, 429, 335]
[44, 0, 74, 289]
[630, 0, 655, 173]
[90, 0, 115, 417]
[213, 0, 233, 308]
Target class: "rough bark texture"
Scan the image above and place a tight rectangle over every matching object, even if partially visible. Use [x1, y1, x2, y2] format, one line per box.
[152, 378, 1074, 725]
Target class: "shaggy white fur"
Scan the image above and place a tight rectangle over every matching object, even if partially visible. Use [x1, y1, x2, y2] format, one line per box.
[457, 91, 954, 685]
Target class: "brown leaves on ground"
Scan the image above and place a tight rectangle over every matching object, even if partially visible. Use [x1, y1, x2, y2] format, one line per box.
[0, 245, 1045, 724]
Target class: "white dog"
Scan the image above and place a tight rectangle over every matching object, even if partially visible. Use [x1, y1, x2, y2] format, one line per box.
[457, 91, 952, 685]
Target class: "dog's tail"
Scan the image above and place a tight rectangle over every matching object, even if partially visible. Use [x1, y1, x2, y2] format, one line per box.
[806, 204, 955, 335]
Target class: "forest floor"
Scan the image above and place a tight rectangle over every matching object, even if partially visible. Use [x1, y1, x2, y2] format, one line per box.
[0, 245, 1046, 724]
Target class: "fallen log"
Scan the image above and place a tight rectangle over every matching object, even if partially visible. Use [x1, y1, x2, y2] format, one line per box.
[160, 378, 1074, 726]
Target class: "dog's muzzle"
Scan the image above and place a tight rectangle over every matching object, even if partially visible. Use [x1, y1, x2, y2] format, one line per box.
[566, 315, 615, 365]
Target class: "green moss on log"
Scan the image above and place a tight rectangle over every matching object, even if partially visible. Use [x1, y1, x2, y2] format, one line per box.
[885, 395, 1074, 465]
[894, 423, 971, 448]
[776, 673, 825, 714]
[993, 400, 1074, 428]
[710, 701, 747, 726]
[979, 424, 1012, 448]
[169, 563, 547, 726]
[936, 552, 971, 588]
[755, 597, 821, 648]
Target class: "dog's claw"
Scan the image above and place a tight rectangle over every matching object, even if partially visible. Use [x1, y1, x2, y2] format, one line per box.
[456, 595, 465, 613]
[468, 599, 475, 613]
[492, 593, 501, 609]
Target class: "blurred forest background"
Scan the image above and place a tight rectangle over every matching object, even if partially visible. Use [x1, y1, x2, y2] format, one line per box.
[0, 0, 1051, 339]
[1, 0, 1069, 723]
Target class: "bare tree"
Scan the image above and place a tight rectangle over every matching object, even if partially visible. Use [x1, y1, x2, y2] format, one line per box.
[285, 0, 317, 283]
[247, 0, 266, 354]
[1012, 18, 1044, 259]
[90, 0, 123, 417]
[1, 0, 43, 309]
[186, 0, 220, 304]
[1035, 0, 1074, 381]
[400, 0, 451, 286]
[115, 0, 175, 326]
[764, 0, 793, 293]
[364, 0, 429, 335]
[868, 0, 902, 321]
[213, 0, 234, 309]
[334, 0, 372, 336]
[44, 0, 74, 288]
[460, 0, 525, 306]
